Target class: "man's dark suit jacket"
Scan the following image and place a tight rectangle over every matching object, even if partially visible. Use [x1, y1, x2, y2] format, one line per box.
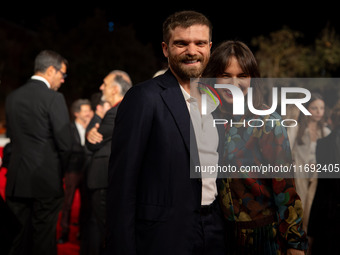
[104, 70, 214, 255]
[308, 128, 340, 253]
[5, 79, 72, 198]
[86, 106, 119, 189]
[86, 113, 102, 133]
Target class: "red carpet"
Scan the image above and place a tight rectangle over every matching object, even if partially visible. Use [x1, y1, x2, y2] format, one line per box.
[56, 189, 81, 255]
[0, 147, 81, 255]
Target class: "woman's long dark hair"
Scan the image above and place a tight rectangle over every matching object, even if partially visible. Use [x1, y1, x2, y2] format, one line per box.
[202, 40, 263, 114]
[296, 92, 327, 145]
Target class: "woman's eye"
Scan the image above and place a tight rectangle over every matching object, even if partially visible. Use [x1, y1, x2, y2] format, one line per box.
[238, 74, 249, 78]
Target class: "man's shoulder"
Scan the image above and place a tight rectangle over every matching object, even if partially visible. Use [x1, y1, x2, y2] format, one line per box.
[117, 70, 180, 113]
[107, 105, 119, 115]
[6, 80, 42, 101]
[133, 77, 162, 92]
[10, 79, 59, 97]
[101, 107, 118, 124]
[317, 130, 333, 146]
[136, 69, 176, 89]
[7, 80, 65, 113]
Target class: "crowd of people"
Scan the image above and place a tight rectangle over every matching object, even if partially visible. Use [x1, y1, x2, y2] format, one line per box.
[1, 10, 340, 255]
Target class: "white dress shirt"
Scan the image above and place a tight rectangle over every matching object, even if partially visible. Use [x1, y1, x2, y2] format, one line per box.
[75, 121, 86, 146]
[179, 84, 219, 205]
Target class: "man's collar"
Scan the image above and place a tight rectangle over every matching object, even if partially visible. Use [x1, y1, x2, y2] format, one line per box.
[179, 83, 191, 102]
[31, 75, 51, 89]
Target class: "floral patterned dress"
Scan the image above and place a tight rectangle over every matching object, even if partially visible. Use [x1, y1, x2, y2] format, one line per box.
[218, 110, 308, 255]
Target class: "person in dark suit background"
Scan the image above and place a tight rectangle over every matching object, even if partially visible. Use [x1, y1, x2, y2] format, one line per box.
[77, 94, 110, 254]
[58, 99, 93, 243]
[308, 102, 340, 255]
[5, 50, 72, 255]
[103, 11, 227, 255]
[83, 70, 132, 255]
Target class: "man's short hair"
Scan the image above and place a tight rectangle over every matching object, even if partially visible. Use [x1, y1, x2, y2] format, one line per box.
[34, 50, 68, 73]
[113, 75, 132, 96]
[71, 99, 91, 114]
[109, 70, 132, 86]
[162, 10, 212, 44]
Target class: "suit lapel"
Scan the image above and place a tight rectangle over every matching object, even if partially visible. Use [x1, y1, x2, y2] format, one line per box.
[161, 85, 190, 152]
[72, 122, 81, 145]
[159, 71, 202, 205]
[159, 70, 201, 174]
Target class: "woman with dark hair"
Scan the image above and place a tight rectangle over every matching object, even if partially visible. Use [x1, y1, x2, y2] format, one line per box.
[203, 41, 307, 255]
[288, 92, 330, 233]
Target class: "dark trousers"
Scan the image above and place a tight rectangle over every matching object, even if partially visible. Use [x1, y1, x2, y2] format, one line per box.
[6, 196, 63, 255]
[193, 199, 227, 255]
[80, 188, 106, 255]
[0, 196, 21, 254]
[60, 171, 83, 238]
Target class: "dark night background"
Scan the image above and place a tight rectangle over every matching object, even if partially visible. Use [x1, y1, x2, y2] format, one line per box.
[0, 3, 339, 126]
[3, 3, 337, 53]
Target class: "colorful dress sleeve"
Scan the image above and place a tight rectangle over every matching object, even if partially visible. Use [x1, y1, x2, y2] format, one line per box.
[259, 112, 307, 250]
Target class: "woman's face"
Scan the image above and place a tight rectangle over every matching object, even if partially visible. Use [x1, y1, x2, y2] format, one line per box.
[308, 99, 325, 122]
[216, 56, 251, 105]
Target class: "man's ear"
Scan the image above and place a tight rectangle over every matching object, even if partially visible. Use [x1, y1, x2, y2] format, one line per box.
[74, 111, 80, 119]
[46, 65, 56, 76]
[113, 84, 121, 95]
[162, 42, 169, 58]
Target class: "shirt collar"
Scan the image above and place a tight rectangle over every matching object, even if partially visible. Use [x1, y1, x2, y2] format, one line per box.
[179, 83, 219, 114]
[75, 120, 85, 131]
[179, 83, 191, 102]
[31, 75, 51, 89]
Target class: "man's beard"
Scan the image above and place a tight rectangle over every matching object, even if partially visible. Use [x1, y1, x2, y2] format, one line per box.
[168, 54, 208, 81]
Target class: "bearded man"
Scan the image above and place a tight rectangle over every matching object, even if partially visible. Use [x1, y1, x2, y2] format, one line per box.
[104, 11, 227, 255]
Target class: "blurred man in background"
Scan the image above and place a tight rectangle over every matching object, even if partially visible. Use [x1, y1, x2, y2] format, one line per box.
[5, 50, 72, 255]
[84, 70, 132, 255]
[58, 99, 93, 244]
